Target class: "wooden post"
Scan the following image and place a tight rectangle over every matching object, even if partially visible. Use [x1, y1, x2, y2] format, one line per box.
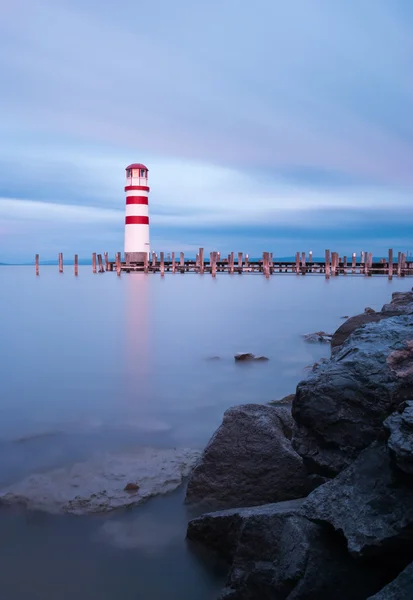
[295, 252, 300, 275]
[160, 252, 165, 277]
[144, 253, 148, 273]
[301, 251, 306, 275]
[92, 253, 97, 274]
[172, 252, 176, 274]
[35, 254, 39, 276]
[368, 252, 373, 276]
[199, 248, 204, 274]
[364, 252, 369, 276]
[58, 252, 63, 273]
[151, 252, 156, 270]
[352, 252, 356, 274]
[264, 252, 270, 278]
[195, 254, 199, 270]
[401, 252, 406, 277]
[180, 252, 184, 273]
[325, 249, 330, 279]
[104, 252, 109, 271]
[230, 251, 235, 274]
[238, 252, 243, 274]
[245, 254, 249, 271]
[388, 248, 393, 279]
[309, 251, 313, 263]
[116, 252, 121, 276]
[343, 256, 347, 275]
[74, 254, 79, 276]
[97, 254, 104, 273]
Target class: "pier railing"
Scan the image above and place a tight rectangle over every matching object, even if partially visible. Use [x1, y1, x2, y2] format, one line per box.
[32, 249, 413, 280]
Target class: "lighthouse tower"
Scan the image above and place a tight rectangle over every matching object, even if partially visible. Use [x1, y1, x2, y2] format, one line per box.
[124, 163, 150, 262]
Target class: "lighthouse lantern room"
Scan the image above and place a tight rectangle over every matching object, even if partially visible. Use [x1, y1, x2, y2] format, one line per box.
[124, 163, 150, 262]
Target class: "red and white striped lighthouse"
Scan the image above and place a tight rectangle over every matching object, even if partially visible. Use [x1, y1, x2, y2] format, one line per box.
[124, 163, 150, 262]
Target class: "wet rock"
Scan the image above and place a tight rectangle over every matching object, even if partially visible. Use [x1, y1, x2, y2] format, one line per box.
[268, 393, 295, 407]
[185, 404, 321, 512]
[365, 306, 376, 314]
[302, 442, 413, 560]
[302, 331, 332, 344]
[293, 314, 413, 476]
[382, 291, 413, 314]
[340, 315, 349, 319]
[0, 447, 200, 515]
[124, 482, 139, 492]
[331, 312, 400, 349]
[234, 353, 269, 362]
[367, 562, 413, 599]
[387, 341, 413, 378]
[384, 401, 413, 477]
[187, 500, 387, 600]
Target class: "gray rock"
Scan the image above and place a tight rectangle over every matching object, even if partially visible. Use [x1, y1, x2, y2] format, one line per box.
[302, 442, 413, 559]
[293, 314, 413, 476]
[187, 500, 388, 600]
[384, 401, 413, 477]
[331, 311, 400, 349]
[234, 353, 269, 362]
[367, 562, 413, 599]
[382, 291, 413, 314]
[185, 404, 322, 512]
[365, 306, 376, 314]
[302, 331, 332, 344]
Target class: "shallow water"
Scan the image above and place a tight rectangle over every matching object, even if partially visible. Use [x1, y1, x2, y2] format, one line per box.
[0, 266, 411, 599]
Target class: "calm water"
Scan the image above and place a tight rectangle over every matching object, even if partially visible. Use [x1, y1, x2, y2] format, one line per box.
[0, 266, 412, 599]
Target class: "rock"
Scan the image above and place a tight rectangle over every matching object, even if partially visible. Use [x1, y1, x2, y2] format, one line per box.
[124, 482, 139, 492]
[365, 306, 376, 314]
[206, 356, 221, 361]
[340, 315, 349, 319]
[367, 562, 413, 599]
[331, 311, 400, 349]
[302, 442, 413, 560]
[0, 447, 200, 515]
[382, 291, 413, 314]
[293, 314, 413, 476]
[234, 353, 269, 362]
[384, 401, 413, 477]
[187, 500, 388, 600]
[185, 404, 321, 512]
[302, 331, 332, 344]
[268, 393, 295, 406]
[387, 341, 413, 378]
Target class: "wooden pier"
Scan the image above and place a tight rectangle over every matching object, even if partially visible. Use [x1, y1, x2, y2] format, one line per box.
[33, 249, 413, 279]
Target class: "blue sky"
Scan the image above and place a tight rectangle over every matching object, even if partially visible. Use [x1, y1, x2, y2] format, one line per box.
[1, 0, 413, 261]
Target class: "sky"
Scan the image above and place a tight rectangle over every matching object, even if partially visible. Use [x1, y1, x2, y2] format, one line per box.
[0, 0, 412, 261]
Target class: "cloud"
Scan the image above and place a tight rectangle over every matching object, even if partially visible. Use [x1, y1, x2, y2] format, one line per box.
[0, 0, 412, 259]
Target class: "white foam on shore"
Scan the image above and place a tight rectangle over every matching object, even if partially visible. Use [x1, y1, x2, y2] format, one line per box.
[0, 447, 200, 515]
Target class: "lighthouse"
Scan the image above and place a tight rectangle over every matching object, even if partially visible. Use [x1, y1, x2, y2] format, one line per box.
[124, 163, 150, 262]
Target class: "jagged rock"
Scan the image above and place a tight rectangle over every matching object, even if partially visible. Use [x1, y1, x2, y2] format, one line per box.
[302, 442, 413, 560]
[382, 291, 413, 314]
[187, 500, 388, 600]
[185, 404, 322, 512]
[293, 314, 413, 476]
[234, 353, 269, 362]
[384, 401, 413, 477]
[367, 562, 413, 599]
[302, 331, 332, 344]
[331, 311, 400, 349]
[365, 306, 376, 314]
[387, 341, 413, 378]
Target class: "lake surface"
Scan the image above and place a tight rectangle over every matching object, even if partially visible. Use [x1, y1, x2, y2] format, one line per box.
[0, 266, 412, 599]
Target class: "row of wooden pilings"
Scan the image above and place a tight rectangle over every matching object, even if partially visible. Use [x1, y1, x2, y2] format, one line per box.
[35, 248, 411, 279]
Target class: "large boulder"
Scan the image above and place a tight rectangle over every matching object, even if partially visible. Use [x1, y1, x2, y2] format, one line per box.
[381, 291, 413, 314]
[187, 500, 389, 600]
[292, 314, 413, 476]
[331, 312, 399, 349]
[384, 401, 413, 477]
[367, 562, 413, 599]
[185, 404, 322, 512]
[302, 441, 413, 561]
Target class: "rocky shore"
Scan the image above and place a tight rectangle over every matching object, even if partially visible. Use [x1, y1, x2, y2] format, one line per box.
[185, 290, 413, 599]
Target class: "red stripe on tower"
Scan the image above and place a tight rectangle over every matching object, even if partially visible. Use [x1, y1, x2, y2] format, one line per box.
[125, 216, 150, 225]
[124, 185, 150, 192]
[126, 196, 149, 205]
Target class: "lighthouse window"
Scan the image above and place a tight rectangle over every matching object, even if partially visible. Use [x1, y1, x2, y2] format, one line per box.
[126, 169, 131, 178]
[140, 169, 146, 177]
